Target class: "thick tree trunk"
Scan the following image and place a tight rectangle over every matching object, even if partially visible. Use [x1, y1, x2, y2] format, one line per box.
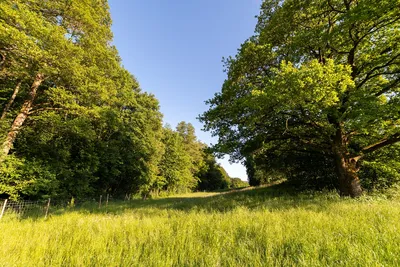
[1, 74, 44, 159]
[1, 81, 22, 120]
[332, 128, 363, 197]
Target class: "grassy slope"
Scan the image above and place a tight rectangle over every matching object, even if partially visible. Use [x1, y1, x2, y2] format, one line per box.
[1, 185, 399, 266]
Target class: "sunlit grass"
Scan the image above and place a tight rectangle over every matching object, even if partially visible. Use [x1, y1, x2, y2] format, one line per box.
[1, 185, 399, 266]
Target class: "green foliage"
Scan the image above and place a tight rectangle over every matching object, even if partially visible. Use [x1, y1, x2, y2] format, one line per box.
[201, 0, 400, 193]
[157, 126, 197, 194]
[197, 149, 231, 191]
[230, 177, 249, 188]
[1, 0, 214, 200]
[155, 122, 232, 195]
[0, 0, 167, 199]
[176, 121, 206, 179]
[0, 156, 57, 200]
[360, 144, 400, 190]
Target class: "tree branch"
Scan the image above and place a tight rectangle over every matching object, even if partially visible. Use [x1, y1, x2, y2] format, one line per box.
[1, 81, 21, 120]
[357, 54, 400, 89]
[375, 77, 400, 97]
[327, 0, 346, 13]
[0, 52, 5, 66]
[28, 107, 64, 115]
[357, 17, 400, 46]
[361, 133, 400, 154]
[348, 16, 400, 79]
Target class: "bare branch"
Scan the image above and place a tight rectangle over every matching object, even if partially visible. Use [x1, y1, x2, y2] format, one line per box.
[283, 118, 289, 135]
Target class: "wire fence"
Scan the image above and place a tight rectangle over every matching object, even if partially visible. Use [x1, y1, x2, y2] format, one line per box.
[0, 193, 134, 220]
[0, 199, 51, 220]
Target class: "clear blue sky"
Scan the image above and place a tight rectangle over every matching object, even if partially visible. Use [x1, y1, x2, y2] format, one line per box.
[108, 0, 262, 181]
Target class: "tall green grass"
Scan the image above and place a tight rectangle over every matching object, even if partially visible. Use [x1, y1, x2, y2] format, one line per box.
[1, 185, 399, 266]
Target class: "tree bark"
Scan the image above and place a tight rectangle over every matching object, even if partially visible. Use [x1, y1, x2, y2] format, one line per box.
[332, 127, 363, 197]
[1, 74, 44, 159]
[1, 81, 22, 120]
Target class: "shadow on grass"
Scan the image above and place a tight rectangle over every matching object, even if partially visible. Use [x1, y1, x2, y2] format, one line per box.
[42, 183, 346, 218]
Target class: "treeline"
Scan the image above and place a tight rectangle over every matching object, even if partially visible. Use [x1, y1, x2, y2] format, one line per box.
[201, 0, 400, 197]
[0, 0, 240, 200]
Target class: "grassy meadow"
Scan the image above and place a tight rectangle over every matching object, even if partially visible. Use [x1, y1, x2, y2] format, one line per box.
[1, 185, 400, 266]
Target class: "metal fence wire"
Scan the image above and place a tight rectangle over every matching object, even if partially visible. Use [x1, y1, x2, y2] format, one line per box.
[0, 199, 51, 219]
[0, 194, 123, 220]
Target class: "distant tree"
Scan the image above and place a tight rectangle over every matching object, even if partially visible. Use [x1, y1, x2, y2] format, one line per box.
[157, 126, 197, 194]
[230, 178, 249, 189]
[201, 0, 400, 197]
[197, 149, 231, 191]
[176, 121, 206, 179]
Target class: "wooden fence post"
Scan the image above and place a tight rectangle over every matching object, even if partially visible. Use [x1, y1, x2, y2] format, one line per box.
[0, 199, 8, 220]
[45, 198, 51, 219]
[99, 195, 102, 209]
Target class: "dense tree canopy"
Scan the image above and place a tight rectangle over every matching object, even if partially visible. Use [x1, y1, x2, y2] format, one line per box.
[157, 123, 232, 194]
[0, 0, 232, 200]
[201, 0, 400, 197]
[0, 0, 168, 199]
[156, 126, 195, 194]
[196, 148, 231, 191]
[230, 178, 249, 189]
